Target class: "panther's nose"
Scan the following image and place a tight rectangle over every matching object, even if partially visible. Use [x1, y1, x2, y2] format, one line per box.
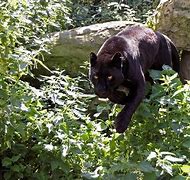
[95, 88, 108, 98]
[98, 91, 108, 98]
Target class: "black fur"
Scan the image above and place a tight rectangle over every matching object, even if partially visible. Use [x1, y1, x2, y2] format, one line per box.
[89, 25, 180, 133]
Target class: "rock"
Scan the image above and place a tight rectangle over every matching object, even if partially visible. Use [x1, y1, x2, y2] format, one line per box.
[150, 0, 190, 51]
[45, 21, 140, 76]
[180, 51, 190, 83]
[150, 0, 190, 81]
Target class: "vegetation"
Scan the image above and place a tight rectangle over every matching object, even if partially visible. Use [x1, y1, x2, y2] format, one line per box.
[0, 0, 189, 179]
[70, 0, 159, 26]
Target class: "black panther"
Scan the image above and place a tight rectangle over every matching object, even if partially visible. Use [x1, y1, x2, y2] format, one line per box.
[89, 25, 180, 133]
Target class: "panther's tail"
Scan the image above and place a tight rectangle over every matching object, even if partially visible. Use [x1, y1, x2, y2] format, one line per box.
[170, 41, 186, 83]
[170, 41, 180, 73]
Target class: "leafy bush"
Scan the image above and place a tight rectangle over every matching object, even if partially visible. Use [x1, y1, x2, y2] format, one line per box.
[1, 66, 190, 179]
[70, 1, 136, 27]
[69, 0, 160, 27]
[0, 0, 71, 78]
[1, 1, 189, 179]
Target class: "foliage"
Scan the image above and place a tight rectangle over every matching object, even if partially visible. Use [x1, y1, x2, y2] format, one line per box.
[0, 1, 71, 178]
[0, 0, 189, 179]
[69, 0, 159, 27]
[0, 0, 71, 78]
[70, 0, 136, 27]
[1, 67, 190, 179]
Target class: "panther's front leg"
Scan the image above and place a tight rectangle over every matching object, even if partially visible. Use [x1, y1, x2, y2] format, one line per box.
[115, 77, 146, 133]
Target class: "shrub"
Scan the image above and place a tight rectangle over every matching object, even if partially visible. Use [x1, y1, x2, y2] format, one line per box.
[0, 1, 189, 179]
[69, 0, 160, 27]
[1, 67, 189, 179]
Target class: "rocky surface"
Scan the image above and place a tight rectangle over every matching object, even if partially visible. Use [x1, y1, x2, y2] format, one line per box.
[46, 21, 140, 75]
[180, 50, 190, 82]
[151, 0, 190, 51]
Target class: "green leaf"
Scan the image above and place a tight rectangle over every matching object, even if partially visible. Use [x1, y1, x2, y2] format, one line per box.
[107, 173, 137, 180]
[11, 155, 21, 162]
[81, 133, 89, 141]
[147, 152, 157, 160]
[181, 165, 190, 173]
[110, 139, 116, 152]
[143, 172, 157, 180]
[122, 173, 136, 180]
[11, 164, 20, 172]
[149, 69, 162, 80]
[62, 145, 69, 157]
[16, 122, 26, 138]
[51, 161, 59, 171]
[110, 162, 137, 173]
[160, 152, 176, 156]
[182, 140, 190, 148]
[172, 175, 187, 180]
[161, 164, 173, 175]
[139, 161, 155, 173]
[172, 88, 184, 97]
[4, 172, 12, 180]
[19, 102, 29, 112]
[82, 172, 99, 179]
[164, 155, 184, 163]
[44, 144, 54, 151]
[2, 157, 12, 167]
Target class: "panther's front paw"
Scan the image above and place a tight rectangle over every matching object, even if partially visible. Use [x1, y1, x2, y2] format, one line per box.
[114, 113, 130, 133]
[108, 91, 127, 105]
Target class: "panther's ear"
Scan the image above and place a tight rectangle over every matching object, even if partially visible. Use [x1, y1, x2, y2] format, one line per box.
[110, 52, 123, 69]
[90, 52, 97, 67]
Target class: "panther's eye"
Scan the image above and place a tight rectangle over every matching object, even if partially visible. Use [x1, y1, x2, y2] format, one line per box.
[107, 75, 113, 80]
[94, 75, 98, 79]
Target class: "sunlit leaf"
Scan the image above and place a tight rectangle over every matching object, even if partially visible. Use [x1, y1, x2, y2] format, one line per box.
[164, 155, 184, 163]
[62, 145, 69, 157]
[147, 152, 157, 160]
[44, 144, 54, 151]
[181, 165, 190, 173]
